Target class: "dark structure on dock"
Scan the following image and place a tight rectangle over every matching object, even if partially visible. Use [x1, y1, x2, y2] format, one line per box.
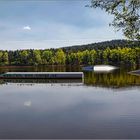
[128, 70, 140, 76]
[0, 72, 84, 79]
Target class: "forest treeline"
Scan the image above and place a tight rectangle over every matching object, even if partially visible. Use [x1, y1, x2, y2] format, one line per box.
[0, 45, 140, 66]
[0, 47, 140, 66]
[63, 39, 140, 52]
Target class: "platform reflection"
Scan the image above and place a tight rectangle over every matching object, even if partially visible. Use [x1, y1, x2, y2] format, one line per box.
[0, 79, 83, 86]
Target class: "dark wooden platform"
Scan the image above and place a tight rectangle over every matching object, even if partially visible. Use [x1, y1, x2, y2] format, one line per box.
[0, 72, 84, 79]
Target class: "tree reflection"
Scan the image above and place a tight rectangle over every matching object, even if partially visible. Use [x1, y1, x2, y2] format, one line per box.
[0, 66, 140, 89]
[84, 69, 140, 88]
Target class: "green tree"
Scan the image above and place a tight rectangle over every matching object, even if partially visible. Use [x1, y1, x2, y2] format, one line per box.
[77, 51, 83, 65]
[89, 50, 97, 65]
[20, 50, 29, 65]
[33, 50, 42, 65]
[89, 0, 140, 40]
[83, 50, 90, 65]
[2, 52, 9, 65]
[0, 51, 3, 65]
[102, 48, 110, 64]
[55, 49, 66, 65]
[42, 50, 53, 64]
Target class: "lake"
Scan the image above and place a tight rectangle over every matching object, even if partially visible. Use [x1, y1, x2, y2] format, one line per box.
[0, 65, 140, 139]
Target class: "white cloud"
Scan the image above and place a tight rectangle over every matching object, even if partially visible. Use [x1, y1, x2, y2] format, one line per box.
[23, 26, 31, 31]
[24, 101, 32, 107]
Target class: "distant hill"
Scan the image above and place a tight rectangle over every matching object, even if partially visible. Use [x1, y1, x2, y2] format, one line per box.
[62, 39, 140, 52]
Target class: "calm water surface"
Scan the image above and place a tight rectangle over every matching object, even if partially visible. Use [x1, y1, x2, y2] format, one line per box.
[0, 65, 140, 139]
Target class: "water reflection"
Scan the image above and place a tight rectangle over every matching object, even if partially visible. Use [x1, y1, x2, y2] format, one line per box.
[0, 66, 140, 89]
[0, 84, 140, 138]
[1, 79, 83, 84]
[0, 66, 140, 138]
[84, 69, 140, 89]
[0, 79, 83, 87]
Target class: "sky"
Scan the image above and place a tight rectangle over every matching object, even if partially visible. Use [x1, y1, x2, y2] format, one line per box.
[0, 0, 124, 50]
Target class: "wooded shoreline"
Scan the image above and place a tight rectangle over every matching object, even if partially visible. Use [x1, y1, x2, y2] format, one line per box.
[0, 40, 140, 66]
[0, 47, 140, 67]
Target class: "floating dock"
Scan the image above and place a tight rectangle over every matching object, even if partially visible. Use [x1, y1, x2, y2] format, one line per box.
[0, 72, 84, 79]
[128, 70, 140, 76]
[82, 66, 93, 71]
